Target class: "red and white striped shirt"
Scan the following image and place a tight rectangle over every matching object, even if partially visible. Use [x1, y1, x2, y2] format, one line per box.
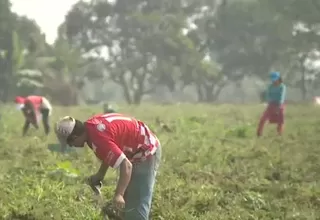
[85, 113, 160, 168]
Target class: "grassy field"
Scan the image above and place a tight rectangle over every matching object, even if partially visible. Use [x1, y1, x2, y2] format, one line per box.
[0, 104, 319, 220]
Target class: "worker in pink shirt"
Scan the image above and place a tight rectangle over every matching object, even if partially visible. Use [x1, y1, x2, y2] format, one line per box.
[15, 95, 52, 136]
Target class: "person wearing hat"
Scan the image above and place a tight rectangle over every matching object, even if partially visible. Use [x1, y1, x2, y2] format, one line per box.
[103, 102, 116, 113]
[257, 72, 286, 136]
[54, 113, 161, 220]
[15, 95, 52, 136]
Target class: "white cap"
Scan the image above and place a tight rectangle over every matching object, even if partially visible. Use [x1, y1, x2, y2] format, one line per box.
[54, 116, 76, 147]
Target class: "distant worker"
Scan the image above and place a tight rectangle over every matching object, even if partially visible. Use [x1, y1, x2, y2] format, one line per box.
[257, 72, 286, 136]
[54, 113, 161, 220]
[103, 103, 116, 113]
[15, 95, 52, 136]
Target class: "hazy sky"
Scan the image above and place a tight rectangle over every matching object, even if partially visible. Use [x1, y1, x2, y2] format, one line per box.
[11, 0, 79, 44]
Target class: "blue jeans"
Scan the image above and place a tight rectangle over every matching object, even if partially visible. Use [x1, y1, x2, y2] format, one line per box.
[123, 145, 161, 220]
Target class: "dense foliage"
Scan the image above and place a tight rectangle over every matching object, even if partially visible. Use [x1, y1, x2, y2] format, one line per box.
[1, 0, 320, 104]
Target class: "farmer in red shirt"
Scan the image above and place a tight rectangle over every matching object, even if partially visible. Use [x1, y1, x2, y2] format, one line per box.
[15, 95, 52, 136]
[54, 113, 161, 220]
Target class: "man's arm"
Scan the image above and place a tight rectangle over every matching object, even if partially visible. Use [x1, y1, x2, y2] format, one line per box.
[96, 162, 109, 179]
[277, 85, 286, 105]
[88, 124, 131, 194]
[114, 158, 132, 196]
[265, 85, 271, 103]
[87, 162, 109, 193]
[22, 119, 30, 136]
[22, 108, 30, 120]
[93, 141, 131, 195]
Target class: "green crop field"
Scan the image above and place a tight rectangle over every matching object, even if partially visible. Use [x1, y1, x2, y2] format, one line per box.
[0, 104, 319, 220]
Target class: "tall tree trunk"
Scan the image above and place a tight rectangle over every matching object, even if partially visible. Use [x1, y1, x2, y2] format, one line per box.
[2, 31, 14, 102]
[196, 82, 204, 102]
[299, 54, 307, 100]
[119, 78, 132, 104]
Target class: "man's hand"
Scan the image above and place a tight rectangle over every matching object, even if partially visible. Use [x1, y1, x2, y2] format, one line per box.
[88, 173, 103, 185]
[113, 193, 125, 210]
[87, 174, 103, 194]
[87, 163, 109, 194]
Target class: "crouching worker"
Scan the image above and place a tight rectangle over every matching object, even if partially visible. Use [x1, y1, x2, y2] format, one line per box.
[257, 71, 286, 137]
[15, 95, 52, 136]
[54, 113, 161, 220]
[103, 103, 116, 114]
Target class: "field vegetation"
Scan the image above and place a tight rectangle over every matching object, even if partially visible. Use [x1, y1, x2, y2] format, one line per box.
[0, 104, 319, 220]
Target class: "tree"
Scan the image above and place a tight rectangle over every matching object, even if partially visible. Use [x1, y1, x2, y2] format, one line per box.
[0, 0, 52, 100]
[0, 0, 14, 101]
[209, 0, 293, 80]
[179, 0, 228, 102]
[264, 0, 320, 99]
[37, 38, 98, 105]
[62, 0, 217, 104]
[61, 0, 320, 104]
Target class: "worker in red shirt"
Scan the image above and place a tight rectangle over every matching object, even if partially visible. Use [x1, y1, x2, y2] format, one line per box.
[15, 95, 52, 136]
[54, 113, 161, 220]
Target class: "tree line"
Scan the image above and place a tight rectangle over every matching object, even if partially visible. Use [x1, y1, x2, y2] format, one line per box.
[1, 0, 319, 105]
